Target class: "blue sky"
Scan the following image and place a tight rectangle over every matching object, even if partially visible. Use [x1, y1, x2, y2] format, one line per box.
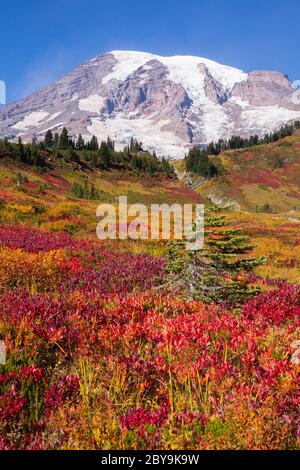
[1, 0, 299, 103]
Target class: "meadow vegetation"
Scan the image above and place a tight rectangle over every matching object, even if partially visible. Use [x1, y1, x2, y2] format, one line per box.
[0, 133, 299, 450]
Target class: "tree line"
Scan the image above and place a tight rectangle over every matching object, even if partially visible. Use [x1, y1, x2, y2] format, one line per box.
[0, 128, 175, 178]
[186, 120, 300, 177]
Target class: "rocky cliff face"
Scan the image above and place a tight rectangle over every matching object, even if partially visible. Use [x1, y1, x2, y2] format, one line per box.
[1, 50, 300, 158]
[231, 71, 297, 107]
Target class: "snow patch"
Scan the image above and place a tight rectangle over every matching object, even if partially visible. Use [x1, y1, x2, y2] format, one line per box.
[37, 122, 67, 134]
[70, 93, 79, 102]
[229, 96, 251, 108]
[241, 106, 300, 135]
[12, 111, 49, 130]
[102, 51, 157, 84]
[78, 94, 105, 113]
[46, 111, 62, 122]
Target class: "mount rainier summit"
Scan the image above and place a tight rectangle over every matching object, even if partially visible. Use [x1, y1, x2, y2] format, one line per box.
[1, 50, 300, 158]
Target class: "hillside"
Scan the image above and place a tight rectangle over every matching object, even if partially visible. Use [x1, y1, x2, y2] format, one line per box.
[177, 131, 300, 212]
[0, 138, 200, 240]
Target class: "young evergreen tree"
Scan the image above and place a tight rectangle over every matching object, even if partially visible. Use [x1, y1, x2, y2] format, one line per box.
[165, 211, 265, 305]
[90, 184, 97, 200]
[70, 182, 84, 199]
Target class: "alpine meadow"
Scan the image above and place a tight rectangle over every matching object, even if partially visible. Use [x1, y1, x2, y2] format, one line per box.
[0, 0, 299, 454]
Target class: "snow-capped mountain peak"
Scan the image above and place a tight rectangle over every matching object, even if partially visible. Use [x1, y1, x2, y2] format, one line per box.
[103, 50, 248, 91]
[1, 50, 300, 158]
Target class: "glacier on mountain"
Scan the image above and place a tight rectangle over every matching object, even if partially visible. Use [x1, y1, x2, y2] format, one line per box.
[1, 50, 300, 158]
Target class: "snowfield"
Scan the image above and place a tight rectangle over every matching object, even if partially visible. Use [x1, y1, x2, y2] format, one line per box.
[12, 111, 50, 130]
[87, 114, 187, 158]
[104, 50, 248, 96]
[78, 95, 105, 113]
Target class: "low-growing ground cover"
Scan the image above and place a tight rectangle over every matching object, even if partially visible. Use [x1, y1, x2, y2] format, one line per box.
[0, 151, 299, 450]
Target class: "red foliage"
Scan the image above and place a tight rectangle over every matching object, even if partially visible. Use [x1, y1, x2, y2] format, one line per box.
[243, 284, 300, 326]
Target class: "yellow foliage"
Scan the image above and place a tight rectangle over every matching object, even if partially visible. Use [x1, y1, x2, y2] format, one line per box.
[7, 204, 36, 214]
[0, 247, 66, 293]
[47, 201, 86, 218]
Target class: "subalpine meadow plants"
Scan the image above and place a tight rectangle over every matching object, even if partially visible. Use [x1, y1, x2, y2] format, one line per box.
[0, 130, 299, 450]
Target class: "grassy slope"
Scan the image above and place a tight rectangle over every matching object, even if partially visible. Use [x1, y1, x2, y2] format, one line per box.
[0, 152, 202, 257]
[0, 141, 299, 450]
[174, 134, 300, 283]
[175, 131, 300, 213]
[0, 143, 299, 282]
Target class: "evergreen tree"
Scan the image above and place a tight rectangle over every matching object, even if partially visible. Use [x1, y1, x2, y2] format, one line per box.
[90, 184, 97, 200]
[64, 147, 79, 163]
[99, 142, 111, 169]
[59, 127, 69, 149]
[129, 137, 142, 153]
[186, 147, 218, 178]
[77, 134, 85, 150]
[31, 137, 39, 166]
[107, 136, 115, 150]
[17, 137, 26, 163]
[165, 211, 266, 305]
[44, 130, 54, 148]
[70, 182, 84, 199]
[90, 135, 99, 151]
[54, 133, 59, 150]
